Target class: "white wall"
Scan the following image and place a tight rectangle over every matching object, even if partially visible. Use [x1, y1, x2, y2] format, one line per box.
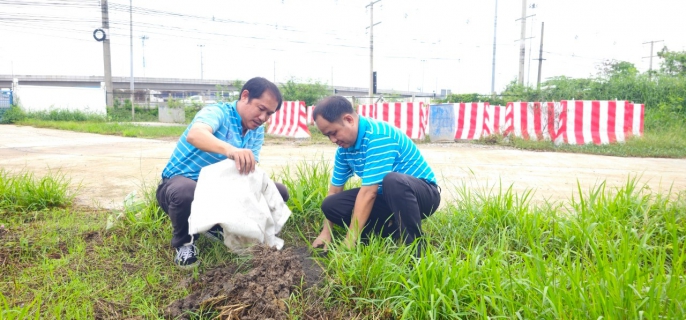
[14, 85, 106, 115]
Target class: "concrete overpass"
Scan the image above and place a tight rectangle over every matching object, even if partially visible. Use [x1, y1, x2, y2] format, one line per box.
[0, 75, 438, 99]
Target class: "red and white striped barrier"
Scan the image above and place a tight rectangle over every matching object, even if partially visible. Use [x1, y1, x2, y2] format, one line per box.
[557, 100, 644, 145]
[357, 104, 376, 118]
[483, 104, 508, 136]
[454, 102, 488, 140]
[267, 101, 311, 138]
[374, 102, 427, 140]
[356, 103, 426, 139]
[505, 102, 563, 141]
[307, 105, 315, 125]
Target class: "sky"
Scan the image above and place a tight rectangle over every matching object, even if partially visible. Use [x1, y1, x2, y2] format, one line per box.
[0, 0, 684, 95]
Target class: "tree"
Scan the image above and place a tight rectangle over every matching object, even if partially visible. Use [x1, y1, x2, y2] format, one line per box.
[597, 59, 638, 79]
[658, 47, 686, 77]
[279, 78, 330, 106]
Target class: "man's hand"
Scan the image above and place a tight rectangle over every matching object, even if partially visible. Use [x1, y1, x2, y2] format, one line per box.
[187, 123, 256, 175]
[312, 217, 336, 252]
[226, 147, 256, 175]
[344, 185, 377, 250]
[312, 234, 331, 251]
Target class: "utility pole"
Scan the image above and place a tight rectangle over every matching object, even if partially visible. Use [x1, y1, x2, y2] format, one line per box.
[517, 0, 527, 85]
[366, 0, 381, 99]
[100, 0, 113, 107]
[642, 40, 663, 77]
[198, 44, 205, 79]
[536, 22, 545, 90]
[490, 0, 498, 97]
[140, 35, 148, 77]
[129, 0, 134, 120]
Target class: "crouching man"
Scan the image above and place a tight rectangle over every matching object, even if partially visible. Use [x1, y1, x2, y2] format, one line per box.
[157, 77, 289, 268]
[311, 96, 441, 256]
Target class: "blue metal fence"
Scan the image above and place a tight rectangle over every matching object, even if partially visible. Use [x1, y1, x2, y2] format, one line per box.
[0, 89, 13, 122]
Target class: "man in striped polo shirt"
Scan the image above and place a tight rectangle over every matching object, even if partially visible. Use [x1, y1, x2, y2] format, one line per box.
[311, 96, 441, 257]
[157, 77, 289, 268]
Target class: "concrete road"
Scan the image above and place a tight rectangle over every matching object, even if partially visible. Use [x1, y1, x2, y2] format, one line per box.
[2, 125, 684, 209]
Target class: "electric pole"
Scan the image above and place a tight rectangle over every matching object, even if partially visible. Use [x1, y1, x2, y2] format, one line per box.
[518, 0, 527, 85]
[366, 0, 381, 99]
[642, 40, 663, 77]
[536, 22, 545, 90]
[490, 0, 498, 97]
[140, 35, 148, 77]
[129, 0, 134, 120]
[100, 0, 113, 107]
[515, 1, 536, 85]
[198, 44, 205, 80]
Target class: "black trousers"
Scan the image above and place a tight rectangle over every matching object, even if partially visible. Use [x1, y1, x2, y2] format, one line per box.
[321, 172, 441, 246]
[156, 175, 290, 248]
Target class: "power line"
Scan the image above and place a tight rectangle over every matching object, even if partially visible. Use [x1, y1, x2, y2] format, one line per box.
[642, 40, 664, 75]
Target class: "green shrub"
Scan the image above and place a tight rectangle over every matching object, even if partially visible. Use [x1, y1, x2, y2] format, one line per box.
[0, 105, 26, 124]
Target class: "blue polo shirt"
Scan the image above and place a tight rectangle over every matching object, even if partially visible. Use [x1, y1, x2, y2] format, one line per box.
[161, 101, 264, 181]
[331, 116, 436, 193]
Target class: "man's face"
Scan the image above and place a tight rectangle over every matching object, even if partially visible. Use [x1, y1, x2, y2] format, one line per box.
[315, 114, 358, 149]
[238, 90, 278, 130]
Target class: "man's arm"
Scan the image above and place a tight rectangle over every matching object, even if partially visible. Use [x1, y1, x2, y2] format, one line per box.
[186, 122, 256, 174]
[312, 184, 344, 249]
[345, 184, 377, 248]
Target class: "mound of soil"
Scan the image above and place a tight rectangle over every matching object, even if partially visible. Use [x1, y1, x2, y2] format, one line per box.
[164, 245, 322, 320]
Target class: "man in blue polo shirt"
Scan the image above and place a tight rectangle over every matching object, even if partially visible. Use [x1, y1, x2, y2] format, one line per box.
[157, 77, 289, 268]
[311, 96, 441, 257]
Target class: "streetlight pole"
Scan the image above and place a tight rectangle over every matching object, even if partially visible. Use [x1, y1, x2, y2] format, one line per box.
[140, 35, 148, 77]
[129, 0, 134, 120]
[198, 44, 205, 80]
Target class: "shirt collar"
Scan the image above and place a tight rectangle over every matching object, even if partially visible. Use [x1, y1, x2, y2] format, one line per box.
[349, 115, 368, 151]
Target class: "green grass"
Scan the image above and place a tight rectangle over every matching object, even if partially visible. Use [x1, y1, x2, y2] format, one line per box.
[15, 119, 186, 139]
[317, 178, 686, 319]
[0, 169, 75, 212]
[1, 165, 685, 319]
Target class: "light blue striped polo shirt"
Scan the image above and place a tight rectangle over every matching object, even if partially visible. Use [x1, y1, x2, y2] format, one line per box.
[162, 101, 264, 180]
[331, 116, 436, 193]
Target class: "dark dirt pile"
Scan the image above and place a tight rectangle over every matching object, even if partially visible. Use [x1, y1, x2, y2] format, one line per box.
[164, 245, 323, 320]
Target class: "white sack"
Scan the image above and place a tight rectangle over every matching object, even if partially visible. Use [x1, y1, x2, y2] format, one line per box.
[188, 159, 291, 253]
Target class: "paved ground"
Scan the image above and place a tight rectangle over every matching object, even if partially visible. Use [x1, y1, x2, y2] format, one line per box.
[2, 124, 685, 209]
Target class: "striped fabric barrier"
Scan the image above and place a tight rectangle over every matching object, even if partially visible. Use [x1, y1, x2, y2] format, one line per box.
[356, 103, 426, 139]
[267, 101, 311, 138]
[557, 100, 644, 145]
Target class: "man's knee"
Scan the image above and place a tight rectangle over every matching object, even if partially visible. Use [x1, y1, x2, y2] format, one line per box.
[382, 172, 409, 194]
[320, 195, 339, 220]
[274, 182, 290, 202]
[166, 178, 196, 206]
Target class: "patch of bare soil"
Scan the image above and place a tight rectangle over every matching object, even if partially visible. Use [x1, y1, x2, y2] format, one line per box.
[164, 245, 323, 320]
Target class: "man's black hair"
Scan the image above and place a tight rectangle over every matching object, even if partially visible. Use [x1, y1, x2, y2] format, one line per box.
[241, 77, 283, 111]
[313, 96, 355, 123]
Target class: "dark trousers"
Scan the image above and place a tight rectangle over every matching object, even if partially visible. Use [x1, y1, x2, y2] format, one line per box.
[156, 175, 290, 248]
[321, 172, 441, 246]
